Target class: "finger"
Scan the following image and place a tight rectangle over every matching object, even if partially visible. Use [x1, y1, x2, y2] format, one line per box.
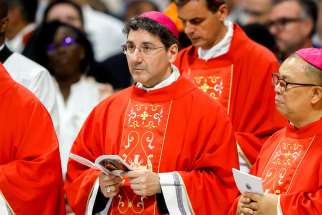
[112, 176, 123, 184]
[241, 197, 251, 204]
[102, 174, 118, 182]
[132, 189, 145, 197]
[240, 207, 255, 215]
[127, 170, 141, 178]
[127, 169, 149, 178]
[246, 202, 258, 211]
[244, 193, 261, 202]
[128, 176, 143, 184]
[130, 183, 143, 192]
[102, 185, 118, 197]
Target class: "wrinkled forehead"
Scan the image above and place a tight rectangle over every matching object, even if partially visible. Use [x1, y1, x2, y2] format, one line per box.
[279, 56, 308, 79]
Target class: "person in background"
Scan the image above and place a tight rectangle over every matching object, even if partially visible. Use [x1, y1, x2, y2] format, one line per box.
[267, 0, 318, 61]
[0, 0, 59, 132]
[163, 1, 191, 48]
[238, 0, 273, 25]
[42, 0, 84, 30]
[70, 0, 125, 61]
[5, 0, 38, 52]
[24, 21, 113, 177]
[65, 11, 239, 215]
[175, 0, 286, 172]
[230, 48, 322, 215]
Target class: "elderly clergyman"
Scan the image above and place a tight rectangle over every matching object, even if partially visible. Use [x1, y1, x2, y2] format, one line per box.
[229, 48, 322, 215]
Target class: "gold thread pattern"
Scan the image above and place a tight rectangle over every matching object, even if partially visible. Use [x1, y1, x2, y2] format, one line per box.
[111, 99, 171, 214]
[186, 65, 233, 114]
[261, 136, 315, 194]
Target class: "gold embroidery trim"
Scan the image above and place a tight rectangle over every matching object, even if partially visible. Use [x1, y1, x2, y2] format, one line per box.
[187, 64, 234, 115]
[286, 136, 316, 193]
[261, 135, 316, 194]
[227, 64, 234, 115]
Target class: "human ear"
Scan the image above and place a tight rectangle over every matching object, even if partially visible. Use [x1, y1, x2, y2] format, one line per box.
[0, 17, 8, 34]
[167, 43, 178, 63]
[216, 4, 228, 22]
[311, 87, 322, 104]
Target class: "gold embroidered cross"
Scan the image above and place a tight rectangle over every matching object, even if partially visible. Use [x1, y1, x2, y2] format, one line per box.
[200, 83, 210, 93]
[140, 111, 149, 121]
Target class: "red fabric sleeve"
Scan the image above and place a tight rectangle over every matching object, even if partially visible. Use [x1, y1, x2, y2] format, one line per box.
[280, 163, 322, 215]
[233, 53, 286, 164]
[0, 93, 65, 215]
[179, 104, 239, 215]
[65, 107, 104, 215]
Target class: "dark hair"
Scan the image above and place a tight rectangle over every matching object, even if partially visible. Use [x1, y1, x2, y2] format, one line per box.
[242, 23, 277, 53]
[298, 0, 318, 37]
[42, 0, 84, 27]
[124, 0, 160, 20]
[6, 0, 37, 22]
[175, 0, 226, 12]
[23, 21, 94, 75]
[0, 0, 8, 19]
[123, 16, 178, 49]
[274, 0, 318, 36]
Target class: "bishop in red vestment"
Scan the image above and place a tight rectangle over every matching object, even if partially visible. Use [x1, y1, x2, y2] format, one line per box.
[230, 48, 322, 215]
[0, 64, 65, 214]
[175, 0, 286, 166]
[65, 11, 239, 215]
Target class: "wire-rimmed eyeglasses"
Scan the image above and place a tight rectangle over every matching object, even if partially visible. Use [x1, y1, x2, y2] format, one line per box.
[122, 43, 164, 56]
[272, 73, 321, 93]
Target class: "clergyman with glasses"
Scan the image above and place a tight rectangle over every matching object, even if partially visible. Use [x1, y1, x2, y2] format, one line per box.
[267, 0, 318, 61]
[65, 11, 239, 215]
[229, 48, 322, 215]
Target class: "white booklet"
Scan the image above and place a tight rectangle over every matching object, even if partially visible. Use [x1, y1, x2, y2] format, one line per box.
[232, 168, 264, 194]
[69, 153, 133, 176]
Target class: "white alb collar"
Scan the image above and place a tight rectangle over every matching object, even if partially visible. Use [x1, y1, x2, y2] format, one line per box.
[136, 65, 180, 91]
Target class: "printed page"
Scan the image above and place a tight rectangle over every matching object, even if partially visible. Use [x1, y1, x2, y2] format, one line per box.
[232, 168, 264, 194]
[95, 155, 133, 176]
[69, 153, 97, 169]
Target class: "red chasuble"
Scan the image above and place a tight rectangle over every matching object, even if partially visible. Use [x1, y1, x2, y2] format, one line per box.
[230, 118, 322, 214]
[65, 75, 239, 215]
[0, 65, 65, 214]
[175, 24, 287, 164]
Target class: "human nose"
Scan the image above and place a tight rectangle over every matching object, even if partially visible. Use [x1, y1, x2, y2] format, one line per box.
[130, 47, 144, 61]
[268, 22, 281, 36]
[184, 22, 195, 35]
[274, 82, 283, 94]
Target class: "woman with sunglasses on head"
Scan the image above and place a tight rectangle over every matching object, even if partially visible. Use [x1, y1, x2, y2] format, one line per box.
[24, 20, 113, 179]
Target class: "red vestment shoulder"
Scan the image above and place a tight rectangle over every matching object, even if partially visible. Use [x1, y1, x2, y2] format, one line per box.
[175, 24, 287, 164]
[65, 75, 239, 215]
[229, 119, 322, 214]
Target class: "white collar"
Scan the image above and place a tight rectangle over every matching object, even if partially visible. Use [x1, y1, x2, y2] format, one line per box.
[198, 20, 234, 61]
[0, 44, 4, 51]
[136, 65, 180, 91]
